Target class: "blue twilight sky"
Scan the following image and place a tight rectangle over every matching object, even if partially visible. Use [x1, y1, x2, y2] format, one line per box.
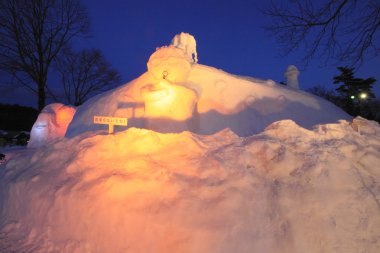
[1, 0, 380, 108]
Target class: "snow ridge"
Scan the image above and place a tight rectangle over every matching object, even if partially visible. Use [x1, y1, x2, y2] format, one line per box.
[1, 118, 380, 253]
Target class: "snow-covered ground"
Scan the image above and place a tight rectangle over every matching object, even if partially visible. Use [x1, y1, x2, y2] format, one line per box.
[1, 118, 380, 252]
[0, 146, 27, 165]
[1, 33, 379, 252]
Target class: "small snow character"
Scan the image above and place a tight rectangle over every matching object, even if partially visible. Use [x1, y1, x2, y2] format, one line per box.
[284, 65, 300, 89]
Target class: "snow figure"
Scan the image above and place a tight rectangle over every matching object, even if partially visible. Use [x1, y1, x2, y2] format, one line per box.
[143, 45, 199, 132]
[284, 65, 300, 89]
[147, 46, 192, 83]
[28, 103, 76, 148]
[171, 32, 198, 63]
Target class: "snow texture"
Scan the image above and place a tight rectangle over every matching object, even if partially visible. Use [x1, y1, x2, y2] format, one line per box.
[28, 103, 76, 148]
[171, 32, 198, 63]
[1, 33, 374, 253]
[66, 62, 350, 137]
[1, 118, 380, 252]
[284, 65, 300, 89]
[64, 34, 349, 137]
[147, 46, 192, 83]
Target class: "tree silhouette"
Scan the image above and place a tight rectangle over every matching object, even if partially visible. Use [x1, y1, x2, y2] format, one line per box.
[263, 0, 380, 66]
[333, 66, 376, 116]
[55, 48, 121, 106]
[0, 0, 89, 110]
[333, 66, 376, 100]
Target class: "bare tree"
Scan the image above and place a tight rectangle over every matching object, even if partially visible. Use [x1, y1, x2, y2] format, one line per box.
[0, 0, 89, 110]
[55, 48, 121, 106]
[263, 0, 380, 66]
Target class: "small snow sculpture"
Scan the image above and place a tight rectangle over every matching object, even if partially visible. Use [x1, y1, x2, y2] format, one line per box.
[284, 65, 300, 89]
[147, 46, 192, 83]
[171, 32, 198, 63]
[28, 103, 76, 148]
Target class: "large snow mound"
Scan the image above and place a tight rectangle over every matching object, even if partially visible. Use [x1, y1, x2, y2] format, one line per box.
[1, 118, 380, 252]
[66, 63, 350, 137]
[65, 33, 350, 137]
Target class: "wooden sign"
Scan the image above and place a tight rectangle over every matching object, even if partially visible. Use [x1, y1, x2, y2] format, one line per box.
[93, 116, 128, 134]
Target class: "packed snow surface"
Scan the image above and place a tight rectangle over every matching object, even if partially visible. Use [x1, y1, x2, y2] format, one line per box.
[1, 117, 380, 253]
[66, 37, 350, 137]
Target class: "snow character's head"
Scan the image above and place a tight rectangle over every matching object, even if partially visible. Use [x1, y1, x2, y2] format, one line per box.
[28, 103, 76, 148]
[284, 65, 300, 89]
[147, 46, 192, 84]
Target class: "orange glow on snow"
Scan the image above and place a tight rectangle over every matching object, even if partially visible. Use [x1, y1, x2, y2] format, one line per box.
[141, 79, 198, 121]
[56, 107, 76, 126]
[147, 46, 191, 83]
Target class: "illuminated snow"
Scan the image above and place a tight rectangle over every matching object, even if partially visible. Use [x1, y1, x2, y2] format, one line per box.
[1, 118, 380, 252]
[141, 79, 198, 132]
[171, 32, 198, 63]
[64, 33, 350, 137]
[28, 103, 76, 148]
[2, 33, 379, 252]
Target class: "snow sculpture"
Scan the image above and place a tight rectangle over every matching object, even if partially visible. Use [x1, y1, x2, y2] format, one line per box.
[171, 32, 198, 63]
[64, 32, 350, 138]
[28, 103, 76, 148]
[144, 40, 199, 132]
[284, 65, 300, 89]
[147, 46, 192, 83]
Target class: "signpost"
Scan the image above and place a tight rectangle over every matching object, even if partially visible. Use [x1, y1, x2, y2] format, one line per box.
[93, 116, 128, 134]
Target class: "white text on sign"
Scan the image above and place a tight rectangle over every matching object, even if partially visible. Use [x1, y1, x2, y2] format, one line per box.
[93, 116, 128, 134]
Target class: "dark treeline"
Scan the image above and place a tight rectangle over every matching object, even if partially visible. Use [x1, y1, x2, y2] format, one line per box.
[0, 104, 38, 131]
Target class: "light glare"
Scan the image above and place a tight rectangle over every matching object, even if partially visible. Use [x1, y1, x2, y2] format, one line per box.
[359, 93, 367, 99]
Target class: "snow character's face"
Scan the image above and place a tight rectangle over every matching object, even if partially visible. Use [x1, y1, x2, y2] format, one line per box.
[28, 112, 56, 148]
[34, 113, 55, 130]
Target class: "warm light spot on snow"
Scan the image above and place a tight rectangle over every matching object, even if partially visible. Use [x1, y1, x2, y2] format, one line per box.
[56, 107, 76, 126]
[142, 83, 174, 103]
[103, 177, 160, 199]
[142, 79, 197, 121]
